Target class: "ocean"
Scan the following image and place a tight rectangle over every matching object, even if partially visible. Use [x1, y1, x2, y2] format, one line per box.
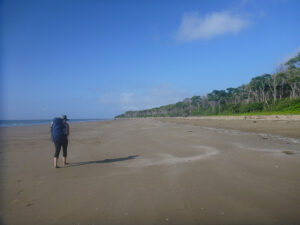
[0, 119, 111, 127]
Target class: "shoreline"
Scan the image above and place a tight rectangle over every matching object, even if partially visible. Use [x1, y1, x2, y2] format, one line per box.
[0, 119, 112, 128]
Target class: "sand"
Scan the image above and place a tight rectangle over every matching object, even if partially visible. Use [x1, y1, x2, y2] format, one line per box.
[0, 117, 300, 225]
[158, 115, 300, 139]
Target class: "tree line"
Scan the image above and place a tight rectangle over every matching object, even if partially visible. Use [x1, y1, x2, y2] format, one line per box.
[116, 52, 300, 118]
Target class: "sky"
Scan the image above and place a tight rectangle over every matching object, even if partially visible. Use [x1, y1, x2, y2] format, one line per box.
[1, 0, 300, 119]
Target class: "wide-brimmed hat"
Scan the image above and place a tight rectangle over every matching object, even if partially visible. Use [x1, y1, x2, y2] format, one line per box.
[61, 115, 69, 121]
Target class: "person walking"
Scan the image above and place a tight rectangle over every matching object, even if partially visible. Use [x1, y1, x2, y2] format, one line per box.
[51, 115, 70, 168]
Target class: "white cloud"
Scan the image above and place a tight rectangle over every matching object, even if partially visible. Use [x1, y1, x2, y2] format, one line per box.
[280, 46, 300, 64]
[99, 84, 189, 112]
[99, 92, 116, 104]
[176, 11, 249, 42]
[120, 92, 134, 105]
[99, 92, 135, 110]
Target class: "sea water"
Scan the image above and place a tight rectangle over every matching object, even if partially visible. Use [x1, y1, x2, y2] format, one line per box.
[0, 119, 110, 127]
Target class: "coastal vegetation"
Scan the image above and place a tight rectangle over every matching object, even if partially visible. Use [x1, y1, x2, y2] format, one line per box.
[116, 52, 300, 118]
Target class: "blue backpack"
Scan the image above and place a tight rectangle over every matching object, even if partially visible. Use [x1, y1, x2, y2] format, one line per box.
[51, 118, 67, 142]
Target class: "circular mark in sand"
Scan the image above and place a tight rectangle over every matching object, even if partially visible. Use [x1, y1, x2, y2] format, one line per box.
[125, 145, 219, 168]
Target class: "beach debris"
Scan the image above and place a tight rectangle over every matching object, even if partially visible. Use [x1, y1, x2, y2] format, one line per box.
[165, 218, 169, 222]
[252, 120, 257, 123]
[187, 130, 193, 132]
[282, 150, 295, 155]
[26, 203, 33, 207]
[221, 212, 225, 216]
[274, 165, 279, 168]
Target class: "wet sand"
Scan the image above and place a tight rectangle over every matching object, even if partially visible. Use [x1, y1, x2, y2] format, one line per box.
[0, 118, 300, 225]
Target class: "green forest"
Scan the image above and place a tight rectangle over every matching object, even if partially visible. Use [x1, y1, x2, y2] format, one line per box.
[116, 52, 300, 118]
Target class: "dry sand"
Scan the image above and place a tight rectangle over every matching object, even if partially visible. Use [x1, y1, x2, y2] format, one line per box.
[0, 117, 300, 225]
[159, 115, 300, 139]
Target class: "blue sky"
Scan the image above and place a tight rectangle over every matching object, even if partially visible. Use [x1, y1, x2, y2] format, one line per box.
[1, 0, 300, 119]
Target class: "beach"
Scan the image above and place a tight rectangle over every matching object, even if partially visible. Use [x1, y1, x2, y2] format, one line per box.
[0, 117, 300, 225]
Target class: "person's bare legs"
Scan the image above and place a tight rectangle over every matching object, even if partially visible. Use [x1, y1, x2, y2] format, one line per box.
[62, 157, 68, 166]
[54, 157, 59, 168]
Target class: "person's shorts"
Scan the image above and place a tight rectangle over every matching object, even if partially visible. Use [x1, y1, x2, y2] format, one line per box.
[54, 139, 68, 158]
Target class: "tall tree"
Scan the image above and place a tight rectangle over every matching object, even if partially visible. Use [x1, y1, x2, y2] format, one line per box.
[286, 52, 300, 69]
[288, 69, 300, 98]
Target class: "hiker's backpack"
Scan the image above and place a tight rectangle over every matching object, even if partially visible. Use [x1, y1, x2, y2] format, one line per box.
[51, 118, 67, 142]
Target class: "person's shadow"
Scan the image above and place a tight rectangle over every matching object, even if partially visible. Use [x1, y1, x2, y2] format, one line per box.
[66, 155, 139, 167]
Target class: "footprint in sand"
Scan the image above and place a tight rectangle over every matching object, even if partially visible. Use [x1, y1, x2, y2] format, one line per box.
[26, 203, 34, 207]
